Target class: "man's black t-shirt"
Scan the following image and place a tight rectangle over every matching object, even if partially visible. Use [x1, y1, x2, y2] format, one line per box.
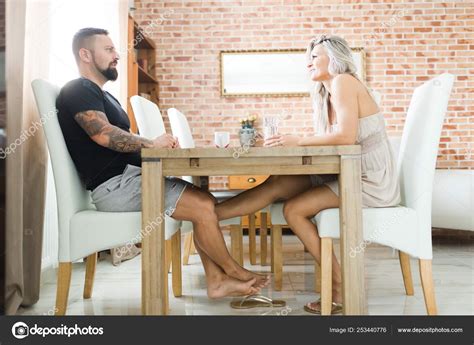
[56, 77, 141, 190]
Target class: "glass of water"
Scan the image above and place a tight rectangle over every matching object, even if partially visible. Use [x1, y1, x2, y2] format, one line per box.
[214, 131, 230, 148]
[263, 116, 279, 140]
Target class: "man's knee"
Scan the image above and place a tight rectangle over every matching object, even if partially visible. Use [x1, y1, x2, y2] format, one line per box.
[188, 190, 217, 223]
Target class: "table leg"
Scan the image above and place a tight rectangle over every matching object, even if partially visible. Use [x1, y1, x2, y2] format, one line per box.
[271, 225, 282, 291]
[141, 160, 167, 315]
[338, 155, 366, 315]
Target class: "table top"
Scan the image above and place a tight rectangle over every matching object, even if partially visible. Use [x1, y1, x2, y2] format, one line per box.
[142, 145, 361, 159]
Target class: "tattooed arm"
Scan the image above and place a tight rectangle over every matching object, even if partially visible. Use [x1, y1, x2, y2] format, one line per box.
[74, 110, 176, 152]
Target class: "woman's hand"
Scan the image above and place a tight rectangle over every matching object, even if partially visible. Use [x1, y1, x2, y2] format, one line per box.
[264, 135, 301, 147]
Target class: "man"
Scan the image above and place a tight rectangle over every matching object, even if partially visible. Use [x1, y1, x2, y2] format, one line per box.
[56, 28, 269, 298]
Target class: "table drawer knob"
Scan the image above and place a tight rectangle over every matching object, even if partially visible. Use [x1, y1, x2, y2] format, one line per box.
[247, 177, 256, 183]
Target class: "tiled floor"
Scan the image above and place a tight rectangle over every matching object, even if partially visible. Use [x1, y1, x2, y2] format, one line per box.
[18, 234, 474, 316]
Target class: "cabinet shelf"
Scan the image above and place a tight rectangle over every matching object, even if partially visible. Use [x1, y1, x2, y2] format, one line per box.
[127, 15, 159, 133]
[133, 23, 156, 49]
[138, 65, 158, 84]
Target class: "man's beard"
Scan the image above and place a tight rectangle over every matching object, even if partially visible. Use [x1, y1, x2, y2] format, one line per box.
[92, 56, 118, 81]
[100, 66, 118, 81]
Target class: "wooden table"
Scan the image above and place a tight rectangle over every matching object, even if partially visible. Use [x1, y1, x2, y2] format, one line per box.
[141, 146, 366, 315]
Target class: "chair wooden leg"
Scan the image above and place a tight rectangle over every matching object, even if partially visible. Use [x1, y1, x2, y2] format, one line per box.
[171, 230, 182, 297]
[321, 238, 333, 316]
[83, 253, 97, 299]
[260, 212, 268, 266]
[248, 213, 257, 265]
[165, 239, 172, 273]
[165, 260, 169, 313]
[55, 262, 72, 315]
[399, 251, 414, 296]
[419, 259, 437, 315]
[230, 224, 244, 266]
[315, 260, 321, 293]
[182, 232, 193, 265]
[190, 235, 196, 254]
[271, 225, 282, 291]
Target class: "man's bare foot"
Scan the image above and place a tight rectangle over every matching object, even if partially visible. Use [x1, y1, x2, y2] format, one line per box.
[225, 266, 270, 289]
[207, 276, 260, 299]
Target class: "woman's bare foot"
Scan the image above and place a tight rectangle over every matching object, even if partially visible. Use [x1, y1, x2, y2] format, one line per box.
[225, 266, 270, 288]
[207, 276, 260, 299]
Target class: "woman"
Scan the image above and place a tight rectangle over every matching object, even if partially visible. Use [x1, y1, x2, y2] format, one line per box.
[215, 34, 401, 314]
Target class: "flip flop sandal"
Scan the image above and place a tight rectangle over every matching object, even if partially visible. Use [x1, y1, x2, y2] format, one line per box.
[304, 298, 343, 315]
[230, 295, 286, 309]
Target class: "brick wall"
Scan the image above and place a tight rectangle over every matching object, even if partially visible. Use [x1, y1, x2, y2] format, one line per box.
[133, 0, 473, 188]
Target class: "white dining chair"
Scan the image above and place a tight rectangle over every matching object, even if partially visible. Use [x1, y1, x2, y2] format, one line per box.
[32, 80, 179, 315]
[269, 76, 454, 311]
[313, 73, 455, 315]
[167, 107, 246, 265]
[130, 95, 193, 297]
[130, 95, 166, 138]
[268, 136, 401, 293]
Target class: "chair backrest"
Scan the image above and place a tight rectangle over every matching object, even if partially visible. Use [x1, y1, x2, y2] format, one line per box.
[31, 79, 92, 256]
[130, 96, 166, 139]
[167, 108, 196, 149]
[167, 108, 195, 185]
[397, 73, 454, 254]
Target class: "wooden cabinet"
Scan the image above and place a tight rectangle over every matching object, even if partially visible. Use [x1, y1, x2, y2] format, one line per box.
[228, 175, 268, 190]
[127, 15, 159, 134]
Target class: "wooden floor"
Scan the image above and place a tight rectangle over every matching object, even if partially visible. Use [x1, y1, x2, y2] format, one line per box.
[17, 234, 474, 316]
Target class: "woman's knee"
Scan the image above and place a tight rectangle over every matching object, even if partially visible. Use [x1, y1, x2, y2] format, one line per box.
[282, 199, 298, 221]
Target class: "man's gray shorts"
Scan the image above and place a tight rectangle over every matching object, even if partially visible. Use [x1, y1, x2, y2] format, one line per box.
[91, 164, 191, 214]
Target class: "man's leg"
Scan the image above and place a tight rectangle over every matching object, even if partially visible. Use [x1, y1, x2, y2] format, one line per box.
[172, 187, 270, 288]
[192, 238, 259, 298]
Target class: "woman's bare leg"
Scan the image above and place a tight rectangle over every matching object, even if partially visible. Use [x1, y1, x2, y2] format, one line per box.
[215, 175, 312, 220]
[282, 185, 342, 304]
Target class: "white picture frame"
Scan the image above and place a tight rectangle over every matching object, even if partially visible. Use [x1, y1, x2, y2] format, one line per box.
[220, 48, 365, 97]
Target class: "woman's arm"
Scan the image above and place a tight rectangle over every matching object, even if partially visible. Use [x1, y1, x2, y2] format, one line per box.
[300, 74, 359, 146]
[265, 74, 359, 147]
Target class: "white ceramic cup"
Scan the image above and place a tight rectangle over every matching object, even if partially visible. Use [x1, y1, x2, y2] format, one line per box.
[214, 131, 230, 148]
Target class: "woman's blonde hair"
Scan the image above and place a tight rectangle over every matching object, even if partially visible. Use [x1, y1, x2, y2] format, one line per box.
[307, 34, 358, 134]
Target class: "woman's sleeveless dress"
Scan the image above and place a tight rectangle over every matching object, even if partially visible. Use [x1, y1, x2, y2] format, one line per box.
[311, 95, 401, 208]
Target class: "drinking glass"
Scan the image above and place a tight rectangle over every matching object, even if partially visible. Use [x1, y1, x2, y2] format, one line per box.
[263, 116, 279, 140]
